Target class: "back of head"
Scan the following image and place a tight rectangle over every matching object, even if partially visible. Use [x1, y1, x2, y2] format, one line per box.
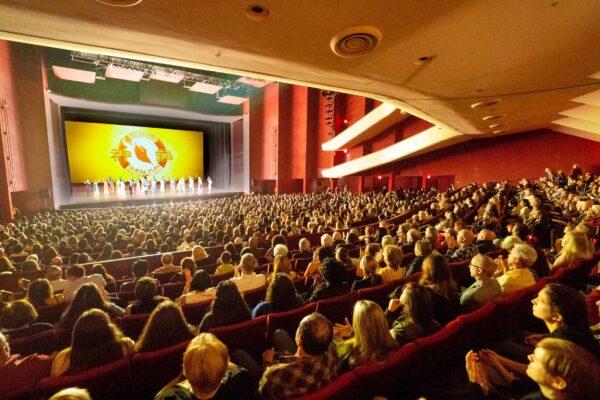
[383, 245, 403, 269]
[184, 333, 229, 396]
[322, 258, 347, 286]
[510, 243, 538, 268]
[414, 239, 432, 257]
[136, 300, 194, 353]
[273, 255, 291, 275]
[190, 270, 212, 292]
[66, 264, 86, 279]
[352, 300, 397, 362]
[501, 235, 523, 251]
[0, 299, 37, 330]
[317, 246, 336, 262]
[131, 259, 149, 279]
[273, 244, 288, 258]
[360, 255, 378, 276]
[45, 265, 63, 281]
[49, 388, 92, 400]
[220, 251, 232, 265]
[402, 282, 433, 327]
[421, 254, 452, 287]
[470, 253, 497, 277]
[297, 313, 333, 356]
[321, 234, 333, 248]
[477, 229, 495, 242]
[27, 279, 53, 307]
[134, 277, 158, 302]
[161, 252, 174, 266]
[239, 253, 257, 274]
[21, 259, 40, 273]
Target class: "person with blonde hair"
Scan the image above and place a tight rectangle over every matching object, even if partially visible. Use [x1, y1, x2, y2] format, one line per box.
[153, 252, 181, 275]
[271, 255, 296, 280]
[405, 239, 433, 276]
[333, 300, 397, 370]
[155, 333, 255, 400]
[351, 255, 382, 291]
[192, 245, 213, 270]
[377, 245, 404, 283]
[48, 388, 91, 400]
[551, 231, 594, 270]
[230, 253, 266, 293]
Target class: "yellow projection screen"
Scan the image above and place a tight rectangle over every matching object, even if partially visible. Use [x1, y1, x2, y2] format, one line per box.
[65, 121, 204, 183]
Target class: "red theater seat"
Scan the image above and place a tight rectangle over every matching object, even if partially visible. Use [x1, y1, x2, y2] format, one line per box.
[153, 271, 177, 284]
[9, 329, 59, 356]
[293, 258, 311, 273]
[162, 282, 185, 300]
[413, 319, 465, 373]
[131, 340, 190, 400]
[35, 358, 132, 400]
[209, 315, 268, 359]
[119, 313, 150, 340]
[456, 301, 497, 349]
[291, 371, 358, 400]
[357, 282, 395, 309]
[266, 302, 316, 339]
[36, 301, 68, 324]
[181, 300, 212, 325]
[210, 270, 234, 285]
[315, 292, 358, 324]
[242, 285, 267, 309]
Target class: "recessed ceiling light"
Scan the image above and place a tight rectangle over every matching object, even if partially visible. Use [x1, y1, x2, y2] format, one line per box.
[470, 99, 500, 109]
[482, 114, 505, 121]
[93, 0, 144, 6]
[488, 123, 505, 129]
[331, 26, 382, 58]
[245, 4, 270, 21]
[414, 55, 435, 66]
[493, 130, 507, 134]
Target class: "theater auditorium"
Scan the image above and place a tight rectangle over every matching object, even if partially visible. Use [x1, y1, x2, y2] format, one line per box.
[0, 1, 599, 399]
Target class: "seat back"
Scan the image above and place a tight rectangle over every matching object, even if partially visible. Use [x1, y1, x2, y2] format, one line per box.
[210, 270, 234, 285]
[35, 358, 132, 400]
[9, 329, 59, 356]
[162, 282, 186, 300]
[119, 313, 150, 340]
[449, 260, 471, 286]
[293, 258, 312, 274]
[131, 340, 190, 400]
[315, 292, 358, 324]
[242, 285, 267, 309]
[36, 301, 68, 324]
[456, 301, 497, 349]
[413, 319, 465, 375]
[266, 303, 316, 339]
[181, 300, 212, 325]
[209, 316, 268, 359]
[153, 271, 177, 284]
[357, 282, 395, 309]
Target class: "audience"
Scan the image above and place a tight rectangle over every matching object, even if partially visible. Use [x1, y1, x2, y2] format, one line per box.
[124, 277, 165, 315]
[134, 300, 197, 352]
[198, 281, 251, 332]
[63, 264, 107, 302]
[419, 254, 460, 325]
[26, 278, 64, 309]
[153, 253, 181, 275]
[378, 245, 404, 282]
[58, 283, 124, 331]
[119, 259, 149, 293]
[446, 229, 478, 262]
[404, 239, 433, 276]
[0, 299, 53, 339]
[308, 258, 350, 303]
[460, 254, 501, 311]
[230, 253, 266, 293]
[179, 270, 215, 306]
[252, 273, 300, 317]
[351, 255, 383, 291]
[215, 251, 235, 275]
[496, 244, 538, 294]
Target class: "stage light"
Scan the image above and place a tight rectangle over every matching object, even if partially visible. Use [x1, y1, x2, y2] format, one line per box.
[426, 174, 431, 179]
[237, 77, 272, 88]
[149, 70, 184, 83]
[377, 175, 382, 180]
[105, 64, 144, 81]
[218, 95, 248, 105]
[52, 66, 96, 83]
[343, 119, 348, 124]
[189, 81, 223, 94]
[343, 149, 348, 154]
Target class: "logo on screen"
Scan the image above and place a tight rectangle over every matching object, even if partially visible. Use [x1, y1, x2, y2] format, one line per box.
[110, 130, 173, 176]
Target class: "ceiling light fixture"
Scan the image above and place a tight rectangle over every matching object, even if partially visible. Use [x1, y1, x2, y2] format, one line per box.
[93, 0, 144, 7]
[245, 4, 270, 21]
[470, 99, 501, 109]
[482, 114, 505, 121]
[331, 26, 382, 58]
[488, 123, 505, 129]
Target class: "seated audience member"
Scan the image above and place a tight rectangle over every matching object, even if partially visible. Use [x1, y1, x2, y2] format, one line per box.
[512, 223, 550, 280]
[9, 244, 28, 262]
[253, 273, 301, 318]
[308, 258, 350, 303]
[333, 300, 397, 370]
[476, 229, 497, 254]
[179, 270, 215, 306]
[134, 300, 197, 352]
[215, 251, 235, 275]
[351, 255, 382, 291]
[58, 283, 124, 331]
[170, 257, 197, 283]
[419, 254, 460, 325]
[386, 282, 441, 345]
[198, 281, 251, 332]
[460, 254, 501, 311]
[0, 332, 52, 399]
[63, 264, 107, 302]
[446, 229, 478, 262]
[378, 244, 404, 283]
[424, 226, 440, 249]
[49, 388, 91, 400]
[335, 246, 354, 270]
[273, 244, 288, 259]
[264, 235, 287, 263]
[45, 265, 68, 292]
[119, 259, 150, 293]
[26, 278, 65, 309]
[271, 255, 296, 280]
[21, 259, 40, 272]
[405, 239, 433, 276]
[551, 231, 594, 270]
[51, 309, 134, 376]
[153, 253, 182, 275]
[125, 277, 165, 315]
[91, 263, 116, 289]
[466, 338, 600, 400]
[259, 313, 340, 399]
[192, 245, 214, 270]
[496, 243, 537, 294]
[401, 228, 421, 254]
[96, 243, 113, 261]
[332, 231, 344, 246]
[303, 245, 336, 277]
[0, 299, 53, 339]
[292, 238, 312, 260]
[0, 256, 16, 274]
[230, 253, 266, 293]
[155, 333, 255, 400]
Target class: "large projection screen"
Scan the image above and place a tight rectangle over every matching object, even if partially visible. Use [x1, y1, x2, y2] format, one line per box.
[64, 121, 204, 183]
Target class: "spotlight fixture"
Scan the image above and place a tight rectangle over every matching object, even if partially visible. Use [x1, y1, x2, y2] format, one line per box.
[482, 114, 505, 121]
[470, 99, 501, 109]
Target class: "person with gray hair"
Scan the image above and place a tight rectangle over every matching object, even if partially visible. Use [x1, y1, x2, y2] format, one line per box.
[292, 238, 312, 260]
[320, 234, 333, 248]
[401, 228, 421, 254]
[273, 244, 289, 258]
[460, 254, 501, 311]
[497, 243, 537, 294]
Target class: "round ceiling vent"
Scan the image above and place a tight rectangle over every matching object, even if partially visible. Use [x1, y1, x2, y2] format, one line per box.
[93, 0, 144, 6]
[470, 99, 501, 109]
[482, 114, 505, 121]
[331, 26, 382, 58]
[245, 4, 270, 21]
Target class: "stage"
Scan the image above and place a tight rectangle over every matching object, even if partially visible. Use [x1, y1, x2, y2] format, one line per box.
[60, 188, 243, 209]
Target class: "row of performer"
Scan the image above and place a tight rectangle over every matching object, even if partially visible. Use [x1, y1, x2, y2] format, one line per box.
[83, 176, 213, 196]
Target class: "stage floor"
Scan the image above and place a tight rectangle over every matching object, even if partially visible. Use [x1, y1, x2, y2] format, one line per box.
[60, 188, 243, 209]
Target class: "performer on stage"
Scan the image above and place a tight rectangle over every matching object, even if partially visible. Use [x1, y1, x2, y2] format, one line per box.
[197, 176, 203, 193]
[159, 177, 165, 193]
[92, 181, 99, 196]
[188, 176, 194, 192]
[85, 179, 92, 196]
[150, 177, 157, 194]
[103, 179, 109, 196]
[129, 178, 135, 195]
[177, 177, 185, 193]
[207, 176, 213, 192]
[135, 179, 141, 195]
[169, 177, 176, 192]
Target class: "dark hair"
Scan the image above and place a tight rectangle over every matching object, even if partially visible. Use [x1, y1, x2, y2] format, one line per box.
[201, 281, 250, 330]
[134, 277, 158, 303]
[266, 274, 299, 312]
[544, 284, 589, 329]
[271, 234, 287, 247]
[220, 251, 232, 264]
[59, 283, 107, 330]
[68, 252, 80, 265]
[297, 313, 332, 356]
[0, 256, 15, 273]
[134, 300, 196, 352]
[513, 223, 530, 241]
[317, 246, 336, 262]
[0, 299, 37, 329]
[27, 279, 53, 308]
[21, 259, 40, 272]
[77, 253, 91, 264]
[131, 260, 149, 279]
[402, 282, 436, 332]
[92, 264, 112, 282]
[322, 258, 347, 286]
[180, 257, 196, 274]
[420, 254, 457, 300]
[190, 270, 212, 292]
[66, 264, 85, 279]
[68, 309, 125, 374]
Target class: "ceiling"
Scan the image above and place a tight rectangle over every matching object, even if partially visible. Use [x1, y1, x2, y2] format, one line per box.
[0, 0, 599, 141]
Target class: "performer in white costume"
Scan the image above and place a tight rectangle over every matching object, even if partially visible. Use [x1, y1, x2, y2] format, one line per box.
[177, 177, 185, 193]
[207, 176, 212, 192]
[188, 176, 194, 192]
[197, 176, 203, 193]
[150, 177, 157, 194]
[92, 181, 99, 196]
[159, 177, 165, 193]
[169, 177, 176, 192]
[103, 180, 109, 195]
